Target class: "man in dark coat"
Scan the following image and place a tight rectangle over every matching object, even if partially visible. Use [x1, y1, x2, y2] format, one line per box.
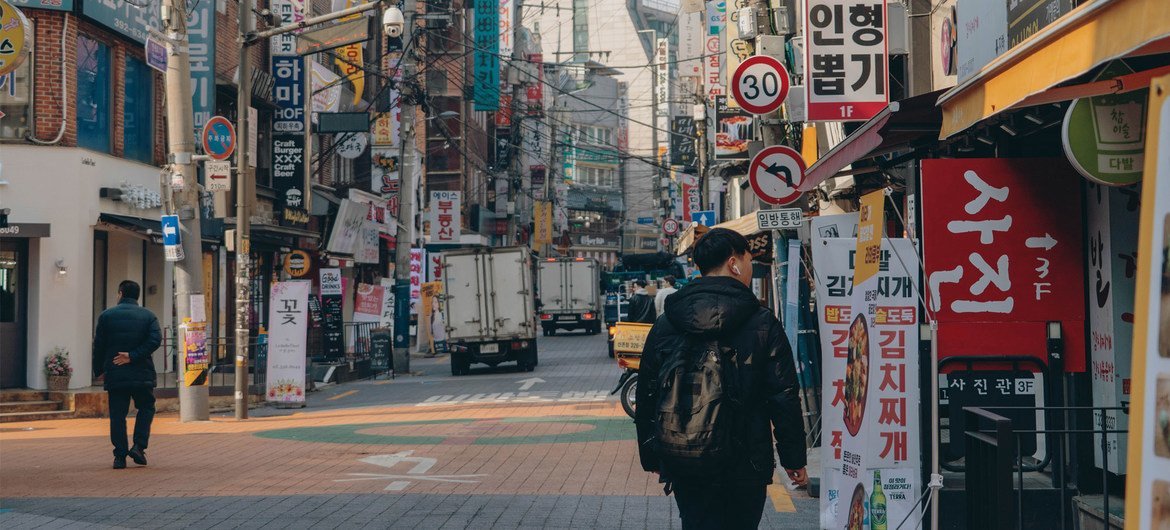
[626, 279, 657, 324]
[93, 280, 161, 469]
[635, 228, 808, 529]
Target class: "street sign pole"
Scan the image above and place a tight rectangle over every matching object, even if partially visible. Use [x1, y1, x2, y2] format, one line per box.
[235, 0, 254, 421]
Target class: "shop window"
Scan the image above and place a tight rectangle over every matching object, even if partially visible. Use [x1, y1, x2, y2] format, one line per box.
[123, 57, 153, 164]
[0, 49, 33, 141]
[77, 36, 112, 153]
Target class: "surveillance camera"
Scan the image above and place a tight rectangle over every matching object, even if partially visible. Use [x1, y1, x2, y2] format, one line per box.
[383, 7, 405, 38]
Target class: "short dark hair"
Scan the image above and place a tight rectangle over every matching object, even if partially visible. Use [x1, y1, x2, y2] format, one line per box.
[635, 279, 648, 288]
[693, 228, 750, 274]
[118, 280, 141, 300]
[664, 275, 676, 287]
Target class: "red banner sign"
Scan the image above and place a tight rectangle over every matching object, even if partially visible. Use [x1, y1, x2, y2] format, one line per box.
[921, 158, 1086, 371]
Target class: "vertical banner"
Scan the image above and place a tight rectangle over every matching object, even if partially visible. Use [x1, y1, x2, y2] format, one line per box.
[656, 37, 670, 126]
[410, 248, 425, 314]
[1124, 73, 1170, 530]
[499, 0, 513, 58]
[272, 56, 305, 132]
[182, 321, 210, 386]
[333, 0, 365, 105]
[724, 0, 753, 101]
[804, 0, 889, 121]
[1087, 183, 1141, 473]
[379, 278, 396, 329]
[319, 269, 344, 357]
[670, 116, 698, 169]
[373, 147, 400, 226]
[429, 191, 462, 243]
[814, 236, 921, 529]
[272, 135, 307, 219]
[267, 281, 310, 404]
[534, 200, 553, 247]
[473, 0, 501, 111]
[677, 10, 703, 79]
[705, 0, 726, 100]
[187, 0, 215, 133]
[270, 0, 304, 56]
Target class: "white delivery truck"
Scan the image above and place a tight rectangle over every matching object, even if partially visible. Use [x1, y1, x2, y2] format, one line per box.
[441, 246, 538, 375]
[537, 257, 602, 336]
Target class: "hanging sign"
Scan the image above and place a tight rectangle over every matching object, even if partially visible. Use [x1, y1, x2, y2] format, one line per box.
[731, 55, 791, 115]
[1062, 61, 1148, 186]
[201, 116, 237, 161]
[429, 191, 462, 243]
[267, 281, 310, 405]
[272, 56, 305, 132]
[283, 250, 311, 278]
[144, 37, 167, 73]
[205, 160, 231, 192]
[473, 0, 500, 111]
[748, 145, 806, 206]
[336, 132, 369, 159]
[804, 0, 890, 121]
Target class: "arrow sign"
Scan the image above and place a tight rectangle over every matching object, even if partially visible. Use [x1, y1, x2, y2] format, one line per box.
[748, 145, 806, 206]
[205, 160, 232, 192]
[691, 210, 717, 227]
[160, 215, 181, 246]
[1025, 233, 1058, 251]
[517, 377, 545, 391]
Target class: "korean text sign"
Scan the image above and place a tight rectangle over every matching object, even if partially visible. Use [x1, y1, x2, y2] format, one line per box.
[804, 0, 889, 121]
[429, 191, 462, 243]
[473, 0, 500, 111]
[272, 56, 304, 132]
[267, 281, 310, 405]
[921, 158, 1086, 371]
[813, 237, 920, 529]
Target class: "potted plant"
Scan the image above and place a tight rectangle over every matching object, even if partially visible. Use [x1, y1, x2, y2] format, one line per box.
[44, 347, 72, 391]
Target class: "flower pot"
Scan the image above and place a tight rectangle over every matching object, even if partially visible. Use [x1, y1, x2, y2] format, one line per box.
[47, 374, 70, 392]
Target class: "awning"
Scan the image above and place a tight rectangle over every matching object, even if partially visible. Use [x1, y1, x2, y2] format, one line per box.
[97, 213, 163, 243]
[799, 89, 944, 192]
[937, 0, 1170, 139]
[675, 211, 765, 255]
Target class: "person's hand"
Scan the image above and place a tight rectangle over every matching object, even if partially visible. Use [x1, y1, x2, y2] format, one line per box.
[113, 352, 132, 366]
[785, 467, 809, 487]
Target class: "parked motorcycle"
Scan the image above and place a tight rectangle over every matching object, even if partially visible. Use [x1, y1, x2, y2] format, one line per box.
[608, 322, 651, 419]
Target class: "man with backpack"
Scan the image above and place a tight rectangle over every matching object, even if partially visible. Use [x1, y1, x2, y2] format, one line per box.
[635, 228, 808, 529]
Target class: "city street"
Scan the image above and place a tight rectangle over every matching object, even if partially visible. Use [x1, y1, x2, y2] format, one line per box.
[0, 333, 817, 529]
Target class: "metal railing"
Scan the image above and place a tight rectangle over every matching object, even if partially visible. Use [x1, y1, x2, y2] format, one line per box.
[158, 333, 267, 390]
[963, 405, 1128, 530]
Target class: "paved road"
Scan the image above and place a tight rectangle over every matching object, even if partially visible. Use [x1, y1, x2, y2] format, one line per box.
[1, 332, 818, 529]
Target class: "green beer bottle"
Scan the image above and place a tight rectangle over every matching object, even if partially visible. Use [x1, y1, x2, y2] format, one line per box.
[870, 470, 888, 530]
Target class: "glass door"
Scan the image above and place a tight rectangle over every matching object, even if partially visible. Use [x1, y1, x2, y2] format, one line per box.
[0, 239, 28, 388]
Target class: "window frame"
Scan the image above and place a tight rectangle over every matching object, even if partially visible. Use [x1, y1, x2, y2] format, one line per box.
[76, 34, 114, 154]
[122, 55, 154, 164]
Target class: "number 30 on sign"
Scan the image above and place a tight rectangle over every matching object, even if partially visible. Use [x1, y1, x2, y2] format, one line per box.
[731, 56, 791, 115]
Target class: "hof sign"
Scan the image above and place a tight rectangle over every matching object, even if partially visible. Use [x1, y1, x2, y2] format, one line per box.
[272, 135, 306, 213]
[272, 56, 305, 132]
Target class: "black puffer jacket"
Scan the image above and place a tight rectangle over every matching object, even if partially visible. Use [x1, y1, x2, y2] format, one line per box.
[635, 276, 807, 483]
[92, 298, 162, 390]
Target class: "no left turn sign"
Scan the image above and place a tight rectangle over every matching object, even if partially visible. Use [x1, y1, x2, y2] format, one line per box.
[731, 56, 791, 115]
[748, 145, 806, 206]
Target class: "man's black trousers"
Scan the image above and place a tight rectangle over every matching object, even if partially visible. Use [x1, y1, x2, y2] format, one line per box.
[108, 388, 155, 458]
[672, 480, 768, 529]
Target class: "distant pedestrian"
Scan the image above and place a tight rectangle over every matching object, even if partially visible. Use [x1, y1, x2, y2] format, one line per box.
[627, 279, 656, 324]
[654, 275, 678, 317]
[92, 280, 161, 469]
[636, 228, 808, 529]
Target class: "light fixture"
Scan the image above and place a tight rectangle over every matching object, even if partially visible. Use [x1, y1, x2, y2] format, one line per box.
[1024, 113, 1045, 125]
[975, 134, 995, 145]
[999, 123, 1018, 136]
[55, 259, 68, 276]
[1046, 321, 1062, 341]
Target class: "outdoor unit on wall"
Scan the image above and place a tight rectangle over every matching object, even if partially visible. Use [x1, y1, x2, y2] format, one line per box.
[773, 5, 793, 35]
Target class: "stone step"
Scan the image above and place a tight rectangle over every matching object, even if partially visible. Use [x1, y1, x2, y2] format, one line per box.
[0, 391, 51, 403]
[0, 410, 77, 423]
[0, 400, 61, 414]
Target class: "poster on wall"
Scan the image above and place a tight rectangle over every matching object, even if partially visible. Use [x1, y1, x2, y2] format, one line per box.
[804, 0, 889, 121]
[319, 268, 344, 357]
[1123, 73, 1170, 530]
[813, 232, 921, 530]
[266, 281, 310, 405]
[182, 321, 210, 387]
[714, 96, 753, 160]
[410, 248, 425, 314]
[921, 158, 1087, 370]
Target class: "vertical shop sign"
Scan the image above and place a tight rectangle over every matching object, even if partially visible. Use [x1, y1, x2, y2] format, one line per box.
[499, 0, 513, 59]
[271, 0, 304, 56]
[1087, 183, 1141, 473]
[724, 0, 752, 100]
[373, 147, 400, 224]
[473, 0, 501, 111]
[656, 38, 670, 124]
[320, 269, 344, 357]
[188, 0, 215, 133]
[814, 229, 921, 530]
[534, 201, 553, 247]
[267, 281, 310, 404]
[428, 253, 444, 282]
[678, 11, 703, 78]
[272, 135, 307, 218]
[526, 53, 544, 111]
[705, 0, 726, 100]
[671, 117, 698, 169]
[355, 220, 380, 263]
[429, 191, 462, 243]
[804, 0, 889, 121]
[272, 56, 305, 132]
[921, 158, 1087, 370]
[410, 248, 425, 314]
[333, 0, 365, 105]
[1123, 73, 1170, 529]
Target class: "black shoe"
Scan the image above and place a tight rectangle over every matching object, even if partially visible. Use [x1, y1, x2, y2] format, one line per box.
[128, 446, 147, 466]
[113, 457, 127, 469]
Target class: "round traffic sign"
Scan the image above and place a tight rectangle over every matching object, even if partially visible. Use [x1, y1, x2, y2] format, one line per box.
[202, 116, 237, 161]
[662, 218, 680, 236]
[731, 56, 791, 116]
[0, 0, 33, 77]
[748, 146, 806, 206]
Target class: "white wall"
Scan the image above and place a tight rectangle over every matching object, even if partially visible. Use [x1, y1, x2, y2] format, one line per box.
[0, 145, 168, 389]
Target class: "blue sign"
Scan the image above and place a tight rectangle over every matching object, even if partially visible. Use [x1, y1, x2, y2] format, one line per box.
[637, 217, 655, 225]
[201, 116, 236, 160]
[160, 215, 181, 247]
[144, 38, 167, 73]
[691, 210, 718, 227]
[188, 0, 216, 134]
[79, 0, 161, 44]
[472, 0, 499, 111]
[11, 0, 74, 12]
[272, 57, 305, 132]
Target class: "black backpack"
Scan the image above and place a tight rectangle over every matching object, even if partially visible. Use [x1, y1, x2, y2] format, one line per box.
[653, 336, 743, 478]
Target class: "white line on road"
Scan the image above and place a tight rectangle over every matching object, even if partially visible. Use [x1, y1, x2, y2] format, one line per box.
[516, 377, 545, 390]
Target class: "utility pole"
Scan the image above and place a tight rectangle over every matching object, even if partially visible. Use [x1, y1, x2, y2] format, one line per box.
[638, 29, 660, 227]
[392, 0, 418, 375]
[694, 97, 709, 212]
[509, 0, 525, 246]
[234, 0, 254, 420]
[161, 0, 209, 422]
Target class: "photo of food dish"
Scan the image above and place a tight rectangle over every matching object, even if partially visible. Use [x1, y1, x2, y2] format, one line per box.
[715, 132, 749, 156]
[714, 96, 753, 160]
[845, 483, 867, 530]
[844, 314, 871, 437]
[1154, 480, 1170, 530]
[1157, 375, 1170, 458]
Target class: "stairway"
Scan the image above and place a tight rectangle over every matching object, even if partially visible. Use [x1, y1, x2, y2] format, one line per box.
[0, 391, 75, 423]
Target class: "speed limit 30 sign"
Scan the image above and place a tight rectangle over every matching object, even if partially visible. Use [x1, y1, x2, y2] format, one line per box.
[748, 145, 806, 206]
[731, 56, 791, 115]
